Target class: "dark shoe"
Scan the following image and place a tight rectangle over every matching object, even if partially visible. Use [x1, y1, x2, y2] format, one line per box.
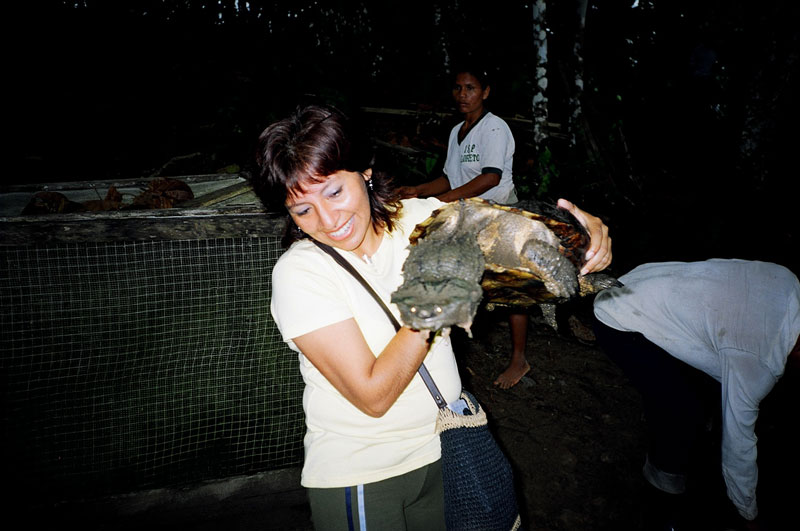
[643, 454, 687, 495]
[643, 483, 687, 531]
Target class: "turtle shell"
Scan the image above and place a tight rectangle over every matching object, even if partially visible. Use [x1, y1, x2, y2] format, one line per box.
[393, 197, 618, 334]
[408, 197, 591, 308]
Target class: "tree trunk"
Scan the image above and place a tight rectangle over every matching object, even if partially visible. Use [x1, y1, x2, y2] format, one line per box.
[532, 0, 549, 146]
[568, 0, 589, 147]
[432, 2, 451, 74]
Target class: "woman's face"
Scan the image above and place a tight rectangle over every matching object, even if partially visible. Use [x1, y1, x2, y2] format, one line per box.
[452, 72, 489, 117]
[286, 169, 380, 256]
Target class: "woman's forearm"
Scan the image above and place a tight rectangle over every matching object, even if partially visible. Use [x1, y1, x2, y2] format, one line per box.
[436, 172, 500, 202]
[293, 321, 432, 417]
[414, 176, 452, 198]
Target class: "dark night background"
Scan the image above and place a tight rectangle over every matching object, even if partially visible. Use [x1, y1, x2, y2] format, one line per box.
[5, 1, 799, 529]
[10, 0, 799, 276]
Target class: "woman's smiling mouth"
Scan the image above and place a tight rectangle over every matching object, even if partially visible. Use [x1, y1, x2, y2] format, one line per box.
[328, 216, 354, 239]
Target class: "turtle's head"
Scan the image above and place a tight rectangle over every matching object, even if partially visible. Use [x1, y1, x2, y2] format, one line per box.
[578, 273, 623, 296]
[391, 278, 483, 335]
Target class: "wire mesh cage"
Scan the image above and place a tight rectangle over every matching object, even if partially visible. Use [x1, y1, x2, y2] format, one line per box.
[0, 175, 305, 503]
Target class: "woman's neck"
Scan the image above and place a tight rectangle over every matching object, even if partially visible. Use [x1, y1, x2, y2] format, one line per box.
[459, 108, 487, 143]
[352, 225, 384, 262]
[463, 108, 485, 128]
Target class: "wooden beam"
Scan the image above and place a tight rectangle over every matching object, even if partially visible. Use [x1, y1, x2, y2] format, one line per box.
[179, 181, 255, 208]
[0, 206, 287, 245]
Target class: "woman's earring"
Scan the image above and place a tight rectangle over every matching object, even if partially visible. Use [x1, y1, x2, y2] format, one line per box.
[367, 178, 374, 192]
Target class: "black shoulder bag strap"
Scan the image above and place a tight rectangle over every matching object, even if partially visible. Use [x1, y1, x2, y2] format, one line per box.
[312, 240, 447, 409]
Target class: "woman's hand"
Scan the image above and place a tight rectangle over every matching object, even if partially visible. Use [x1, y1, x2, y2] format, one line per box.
[395, 185, 419, 199]
[397, 176, 451, 200]
[557, 198, 612, 275]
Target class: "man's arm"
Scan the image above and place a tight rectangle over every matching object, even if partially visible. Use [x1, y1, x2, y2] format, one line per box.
[718, 348, 778, 521]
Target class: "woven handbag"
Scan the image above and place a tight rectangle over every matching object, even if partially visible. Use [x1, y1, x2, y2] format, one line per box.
[436, 389, 521, 531]
[314, 241, 522, 531]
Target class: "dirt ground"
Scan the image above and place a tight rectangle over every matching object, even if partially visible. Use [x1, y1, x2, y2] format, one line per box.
[451, 300, 798, 531]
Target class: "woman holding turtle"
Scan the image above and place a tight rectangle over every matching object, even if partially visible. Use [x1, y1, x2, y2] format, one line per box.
[252, 104, 610, 530]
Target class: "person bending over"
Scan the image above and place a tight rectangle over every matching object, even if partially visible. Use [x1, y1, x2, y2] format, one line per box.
[593, 259, 800, 531]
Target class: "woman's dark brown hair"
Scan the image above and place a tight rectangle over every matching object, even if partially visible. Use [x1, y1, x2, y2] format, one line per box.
[252, 105, 400, 247]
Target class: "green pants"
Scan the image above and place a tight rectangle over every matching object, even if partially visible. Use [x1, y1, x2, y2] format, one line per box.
[306, 459, 445, 531]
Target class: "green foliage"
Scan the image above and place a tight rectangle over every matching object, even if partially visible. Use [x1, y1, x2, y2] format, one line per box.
[512, 146, 561, 200]
[534, 146, 559, 197]
[373, 143, 442, 188]
[218, 164, 241, 174]
[425, 154, 439, 176]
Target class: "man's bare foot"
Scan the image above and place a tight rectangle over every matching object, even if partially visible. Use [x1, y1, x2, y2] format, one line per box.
[493, 358, 530, 389]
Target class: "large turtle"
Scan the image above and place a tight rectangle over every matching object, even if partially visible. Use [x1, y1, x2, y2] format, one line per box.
[391, 197, 621, 335]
